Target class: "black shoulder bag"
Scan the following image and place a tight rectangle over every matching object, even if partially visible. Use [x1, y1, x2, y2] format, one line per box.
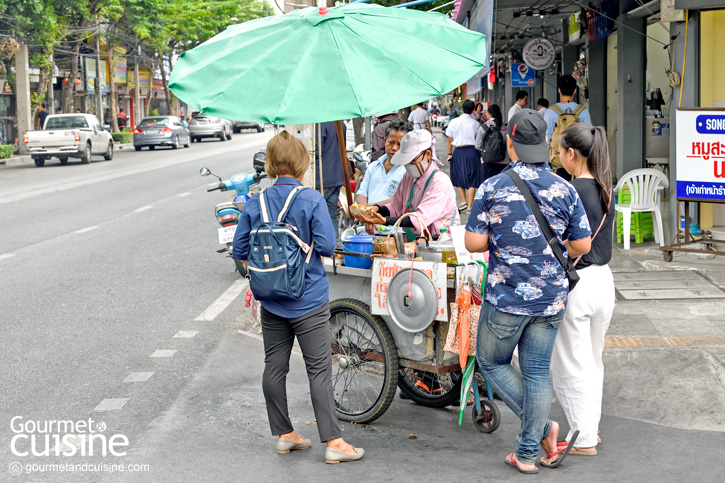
[505, 170, 580, 291]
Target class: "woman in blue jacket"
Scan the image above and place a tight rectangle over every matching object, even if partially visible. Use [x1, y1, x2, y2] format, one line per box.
[233, 131, 363, 464]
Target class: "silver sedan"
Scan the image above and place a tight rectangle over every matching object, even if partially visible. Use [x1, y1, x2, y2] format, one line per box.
[133, 116, 190, 151]
[189, 115, 232, 143]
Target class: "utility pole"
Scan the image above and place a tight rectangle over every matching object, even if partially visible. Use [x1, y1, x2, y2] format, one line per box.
[135, 43, 141, 129]
[95, 29, 103, 122]
[48, 55, 55, 114]
[284, 0, 319, 189]
[15, 42, 32, 154]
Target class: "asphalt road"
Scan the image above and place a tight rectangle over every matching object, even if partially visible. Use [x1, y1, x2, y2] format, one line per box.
[0, 130, 274, 481]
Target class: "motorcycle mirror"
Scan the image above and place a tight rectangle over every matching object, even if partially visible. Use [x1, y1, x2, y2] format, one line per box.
[200, 167, 211, 177]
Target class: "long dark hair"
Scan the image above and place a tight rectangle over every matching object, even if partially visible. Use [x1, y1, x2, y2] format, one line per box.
[559, 124, 612, 214]
[487, 104, 503, 128]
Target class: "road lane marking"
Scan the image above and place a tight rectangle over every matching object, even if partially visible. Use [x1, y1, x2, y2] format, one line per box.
[150, 350, 177, 358]
[94, 398, 129, 411]
[124, 372, 155, 382]
[173, 331, 199, 338]
[74, 226, 99, 234]
[178, 192, 191, 197]
[133, 205, 153, 213]
[0, 254, 15, 261]
[195, 279, 247, 321]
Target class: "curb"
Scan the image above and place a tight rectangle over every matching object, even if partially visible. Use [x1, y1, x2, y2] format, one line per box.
[0, 142, 135, 168]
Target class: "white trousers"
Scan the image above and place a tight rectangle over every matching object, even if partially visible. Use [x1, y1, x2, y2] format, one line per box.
[551, 264, 615, 447]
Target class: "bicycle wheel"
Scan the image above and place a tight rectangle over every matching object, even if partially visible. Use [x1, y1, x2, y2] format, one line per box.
[397, 369, 462, 408]
[329, 299, 399, 423]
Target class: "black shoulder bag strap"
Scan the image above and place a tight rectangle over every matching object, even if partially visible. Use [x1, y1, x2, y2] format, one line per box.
[505, 169, 580, 289]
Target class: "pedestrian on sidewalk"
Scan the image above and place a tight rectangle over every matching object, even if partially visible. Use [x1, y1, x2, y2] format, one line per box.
[232, 131, 363, 464]
[117, 108, 128, 131]
[507, 90, 528, 122]
[446, 99, 483, 212]
[314, 121, 346, 239]
[408, 101, 432, 133]
[544, 75, 591, 181]
[474, 104, 507, 180]
[464, 109, 592, 474]
[551, 124, 615, 456]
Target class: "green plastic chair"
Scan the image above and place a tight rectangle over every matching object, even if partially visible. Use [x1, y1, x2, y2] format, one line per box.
[616, 186, 655, 244]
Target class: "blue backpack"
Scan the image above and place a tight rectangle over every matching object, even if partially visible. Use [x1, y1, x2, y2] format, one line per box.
[247, 186, 314, 301]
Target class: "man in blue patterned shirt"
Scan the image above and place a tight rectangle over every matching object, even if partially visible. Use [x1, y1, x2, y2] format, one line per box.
[465, 109, 592, 473]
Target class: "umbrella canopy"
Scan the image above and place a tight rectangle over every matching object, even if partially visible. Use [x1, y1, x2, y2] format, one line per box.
[169, 4, 487, 124]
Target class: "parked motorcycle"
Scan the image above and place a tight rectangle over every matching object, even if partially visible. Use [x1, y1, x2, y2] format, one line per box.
[351, 143, 371, 175]
[200, 150, 268, 275]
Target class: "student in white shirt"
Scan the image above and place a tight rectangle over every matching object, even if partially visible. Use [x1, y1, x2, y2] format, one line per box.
[507, 90, 528, 122]
[445, 99, 483, 211]
[408, 102, 432, 133]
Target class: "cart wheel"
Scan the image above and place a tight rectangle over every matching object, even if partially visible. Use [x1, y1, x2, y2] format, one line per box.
[663, 251, 673, 262]
[397, 369, 462, 408]
[329, 299, 399, 424]
[472, 399, 500, 433]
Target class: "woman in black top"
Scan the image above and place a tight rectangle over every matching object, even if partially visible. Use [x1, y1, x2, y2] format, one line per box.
[551, 124, 615, 456]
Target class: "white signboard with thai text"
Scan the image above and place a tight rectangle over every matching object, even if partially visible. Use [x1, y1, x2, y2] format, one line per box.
[371, 259, 448, 322]
[676, 109, 725, 201]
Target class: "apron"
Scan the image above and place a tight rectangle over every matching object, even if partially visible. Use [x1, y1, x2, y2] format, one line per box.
[402, 169, 456, 242]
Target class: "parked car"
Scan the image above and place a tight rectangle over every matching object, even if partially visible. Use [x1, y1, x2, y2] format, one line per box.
[133, 116, 190, 151]
[23, 113, 114, 167]
[189, 114, 232, 142]
[232, 121, 264, 133]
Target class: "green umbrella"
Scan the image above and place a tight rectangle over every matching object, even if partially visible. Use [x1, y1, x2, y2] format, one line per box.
[169, 4, 487, 124]
[458, 357, 477, 425]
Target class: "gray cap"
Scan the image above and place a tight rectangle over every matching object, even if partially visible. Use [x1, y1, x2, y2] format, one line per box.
[507, 109, 548, 163]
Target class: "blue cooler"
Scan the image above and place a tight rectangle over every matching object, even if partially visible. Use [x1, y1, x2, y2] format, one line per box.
[343, 234, 374, 269]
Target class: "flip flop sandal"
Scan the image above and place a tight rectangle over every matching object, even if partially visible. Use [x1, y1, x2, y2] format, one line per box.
[505, 453, 539, 474]
[458, 202, 468, 211]
[541, 430, 579, 468]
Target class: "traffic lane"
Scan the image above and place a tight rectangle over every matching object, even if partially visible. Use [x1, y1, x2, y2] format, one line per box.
[0, 132, 271, 254]
[0, 130, 272, 203]
[0, 166, 252, 463]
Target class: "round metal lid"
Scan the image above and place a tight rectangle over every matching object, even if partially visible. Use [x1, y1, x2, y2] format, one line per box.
[387, 268, 438, 333]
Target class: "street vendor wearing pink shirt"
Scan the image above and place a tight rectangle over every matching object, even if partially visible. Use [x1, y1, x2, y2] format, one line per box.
[354, 130, 459, 239]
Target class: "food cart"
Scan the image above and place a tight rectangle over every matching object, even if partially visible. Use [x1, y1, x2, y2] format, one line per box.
[324, 231, 500, 433]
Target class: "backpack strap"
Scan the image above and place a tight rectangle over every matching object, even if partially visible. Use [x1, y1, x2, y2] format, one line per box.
[550, 105, 564, 116]
[573, 104, 586, 116]
[259, 189, 271, 223]
[277, 186, 305, 222]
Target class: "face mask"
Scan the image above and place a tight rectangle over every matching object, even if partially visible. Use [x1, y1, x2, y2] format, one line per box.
[405, 160, 429, 178]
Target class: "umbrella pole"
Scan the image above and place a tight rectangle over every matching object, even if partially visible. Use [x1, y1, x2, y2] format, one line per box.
[335, 120, 353, 217]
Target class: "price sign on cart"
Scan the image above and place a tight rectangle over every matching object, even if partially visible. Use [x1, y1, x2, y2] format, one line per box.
[371, 259, 448, 322]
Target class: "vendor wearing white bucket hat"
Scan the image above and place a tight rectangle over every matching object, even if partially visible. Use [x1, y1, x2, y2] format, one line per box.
[353, 129, 459, 240]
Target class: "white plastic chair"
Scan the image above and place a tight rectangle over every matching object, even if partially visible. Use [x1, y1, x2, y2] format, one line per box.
[614, 168, 669, 250]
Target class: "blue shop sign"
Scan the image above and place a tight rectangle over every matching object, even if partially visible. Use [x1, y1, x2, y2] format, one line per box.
[511, 63, 535, 87]
[696, 115, 725, 134]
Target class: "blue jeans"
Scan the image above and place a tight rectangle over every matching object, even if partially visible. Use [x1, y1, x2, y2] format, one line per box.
[323, 186, 341, 239]
[476, 302, 563, 464]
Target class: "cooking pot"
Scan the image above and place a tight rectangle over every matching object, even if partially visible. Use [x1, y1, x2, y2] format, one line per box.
[416, 240, 455, 262]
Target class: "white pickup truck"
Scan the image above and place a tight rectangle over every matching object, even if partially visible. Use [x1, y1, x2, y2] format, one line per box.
[24, 113, 114, 167]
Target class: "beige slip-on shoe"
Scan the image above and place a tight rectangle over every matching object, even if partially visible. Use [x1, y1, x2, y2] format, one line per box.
[276, 437, 312, 454]
[324, 446, 364, 464]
